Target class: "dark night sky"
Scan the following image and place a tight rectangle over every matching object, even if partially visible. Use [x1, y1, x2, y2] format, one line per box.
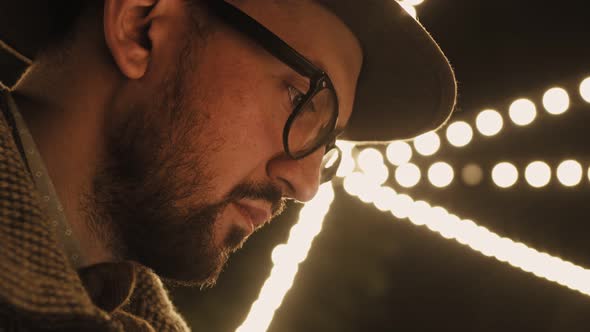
[2, 1, 590, 331]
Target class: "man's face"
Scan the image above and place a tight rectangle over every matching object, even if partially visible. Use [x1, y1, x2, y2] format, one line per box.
[91, 0, 362, 286]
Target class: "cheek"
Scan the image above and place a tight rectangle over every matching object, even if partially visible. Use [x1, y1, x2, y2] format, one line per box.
[186, 72, 282, 196]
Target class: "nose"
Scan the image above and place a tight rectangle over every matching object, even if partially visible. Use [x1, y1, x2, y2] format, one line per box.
[267, 148, 324, 202]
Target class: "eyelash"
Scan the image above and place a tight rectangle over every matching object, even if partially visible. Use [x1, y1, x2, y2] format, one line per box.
[287, 85, 304, 107]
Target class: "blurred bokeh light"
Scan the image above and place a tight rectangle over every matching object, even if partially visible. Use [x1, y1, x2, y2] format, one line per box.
[492, 162, 519, 188]
[395, 163, 422, 188]
[556, 160, 583, 187]
[476, 109, 504, 137]
[413, 131, 441, 156]
[446, 121, 474, 147]
[542, 87, 570, 115]
[428, 162, 454, 188]
[461, 163, 484, 186]
[386, 141, 413, 166]
[524, 161, 551, 188]
[509, 98, 537, 126]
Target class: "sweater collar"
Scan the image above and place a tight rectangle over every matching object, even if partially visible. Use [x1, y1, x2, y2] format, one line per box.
[0, 88, 135, 327]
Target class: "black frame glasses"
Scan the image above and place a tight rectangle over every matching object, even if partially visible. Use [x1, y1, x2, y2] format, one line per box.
[208, 0, 342, 183]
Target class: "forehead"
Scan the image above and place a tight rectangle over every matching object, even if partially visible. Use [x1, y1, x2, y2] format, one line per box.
[227, 0, 363, 129]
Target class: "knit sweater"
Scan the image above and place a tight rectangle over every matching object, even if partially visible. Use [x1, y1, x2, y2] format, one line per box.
[0, 88, 191, 331]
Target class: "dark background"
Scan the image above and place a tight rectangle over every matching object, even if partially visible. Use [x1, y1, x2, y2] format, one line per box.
[2, 1, 590, 331]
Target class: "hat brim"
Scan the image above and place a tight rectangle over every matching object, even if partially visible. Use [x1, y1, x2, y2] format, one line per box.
[319, 0, 457, 143]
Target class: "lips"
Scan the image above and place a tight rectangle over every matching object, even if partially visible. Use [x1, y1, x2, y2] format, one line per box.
[234, 201, 271, 233]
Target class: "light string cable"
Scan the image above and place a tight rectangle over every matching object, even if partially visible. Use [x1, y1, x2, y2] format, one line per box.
[236, 183, 336, 332]
[405, 76, 590, 159]
[342, 170, 590, 296]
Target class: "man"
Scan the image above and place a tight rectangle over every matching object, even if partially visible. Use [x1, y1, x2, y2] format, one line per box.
[0, 0, 455, 330]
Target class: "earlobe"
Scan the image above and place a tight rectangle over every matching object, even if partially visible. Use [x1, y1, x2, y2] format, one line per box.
[103, 0, 157, 79]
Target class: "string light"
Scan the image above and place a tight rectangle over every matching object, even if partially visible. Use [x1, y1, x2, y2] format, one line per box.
[345, 178, 590, 297]
[446, 121, 474, 147]
[413, 131, 441, 156]
[509, 98, 537, 126]
[476, 109, 504, 137]
[462, 163, 484, 186]
[399, 2, 417, 18]
[357, 148, 384, 173]
[524, 161, 552, 188]
[543, 87, 570, 115]
[556, 160, 583, 187]
[386, 141, 413, 166]
[400, 0, 424, 6]
[492, 162, 519, 188]
[428, 162, 454, 188]
[335, 141, 356, 178]
[395, 163, 422, 188]
[580, 76, 590, 103]
[237, 184, 335, 332]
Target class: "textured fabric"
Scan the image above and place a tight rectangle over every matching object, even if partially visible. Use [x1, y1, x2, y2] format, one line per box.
[0, 88, 191, 331]
[2, 89, 84, 268]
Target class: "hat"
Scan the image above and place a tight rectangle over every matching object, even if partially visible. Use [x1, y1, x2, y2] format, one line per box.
[319, 0, 456, 143]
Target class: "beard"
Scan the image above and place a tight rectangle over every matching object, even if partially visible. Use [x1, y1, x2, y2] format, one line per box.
[81, 37, 285, 288]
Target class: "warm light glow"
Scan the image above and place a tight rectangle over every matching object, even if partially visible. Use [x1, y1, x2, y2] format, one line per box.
[428, 162, 454, 188]
[237, 184, 335, 332]
[557, 160, 583, 187]
[580, 76, 590, 103]
[413, 131, 441, 156]
[509, 98, 537, 126]
[525, 161, 551, 188]
[543, 87, 570, 115]
[395, 163, 422, 188]
[345, 183, 590, 298]
[343, 172, 369, 197]
[386, 141, 413, 166]
[401, 0, 424, 6]
[335, 141, 355, 178]
[462, 163, 484, 186]
[446, 121, 474, 147]
[492, 162, 519, 188]
[399, 2, 417, 18]
[476, 109, 504, 136]
[357, 148, 384, 173]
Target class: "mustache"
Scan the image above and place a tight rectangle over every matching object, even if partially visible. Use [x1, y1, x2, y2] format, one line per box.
[225, 182, 286, 218]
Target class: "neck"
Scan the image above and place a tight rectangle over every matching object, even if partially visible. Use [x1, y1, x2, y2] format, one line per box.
[12, 51, 121, 267]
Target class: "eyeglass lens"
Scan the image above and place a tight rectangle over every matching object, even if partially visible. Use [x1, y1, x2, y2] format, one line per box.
[287, 86, 338, 158]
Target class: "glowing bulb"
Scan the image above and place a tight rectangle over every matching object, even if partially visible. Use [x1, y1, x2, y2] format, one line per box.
[509, 98, 537, 126]
[401, 0, 424, 5]
[400, 3, 417, 18]
[446, 121, 473, 147]
[395, 163, 421, 188]
[428, 162, 454, 188]
[413, 131, 440, 156]
[580, 76, 590, 103]
[492, 162, 519, 188]
[525, 161, 551, 188]
[476, 109, 503, 136]
[335, 141, 355, 178]
[357, 148, 384, 172]
[386, 141, 413, 166]
[543, 87, 570, 115]
[390, 194, 414, 219]
[557, 160, 583, 187]
[461, 163, 484, 186]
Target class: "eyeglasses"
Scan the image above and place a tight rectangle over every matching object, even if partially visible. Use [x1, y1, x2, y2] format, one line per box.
[208, 0, 342, 183]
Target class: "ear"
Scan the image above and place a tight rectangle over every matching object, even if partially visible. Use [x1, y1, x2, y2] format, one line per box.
[103, 0, 158, 79]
